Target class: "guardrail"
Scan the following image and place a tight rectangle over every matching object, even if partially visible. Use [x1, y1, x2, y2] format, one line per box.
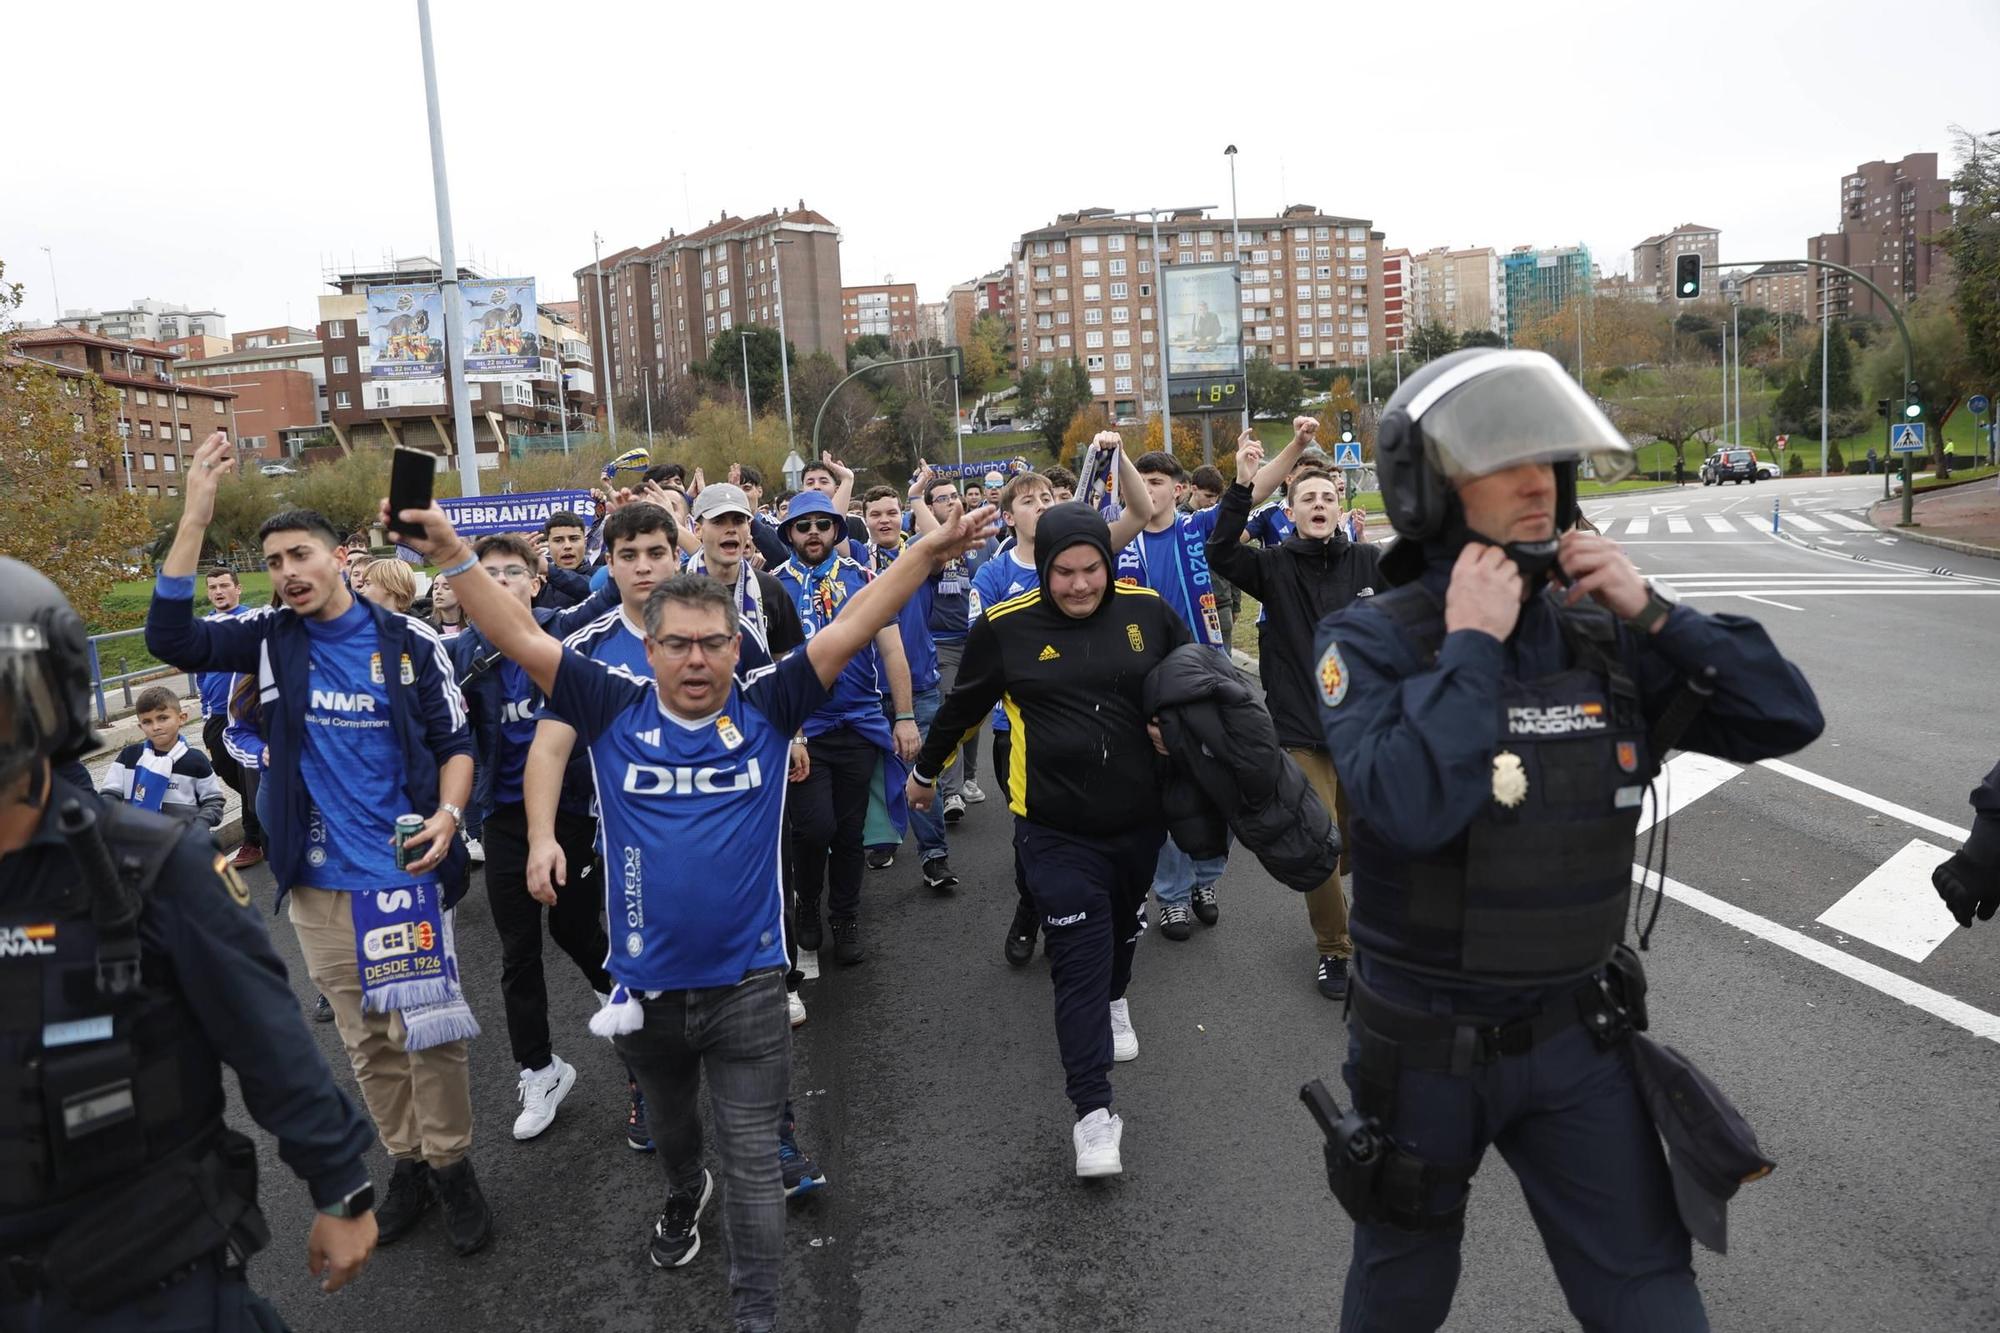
[86, 627, 185, 724]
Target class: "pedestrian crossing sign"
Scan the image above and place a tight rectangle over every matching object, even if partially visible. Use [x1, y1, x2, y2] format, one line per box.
[1889, 423, 1926, 453]
[1332, 442, 1363, 468]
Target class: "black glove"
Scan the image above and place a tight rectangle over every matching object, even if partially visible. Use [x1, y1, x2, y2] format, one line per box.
[1932, 850, 2000, 929]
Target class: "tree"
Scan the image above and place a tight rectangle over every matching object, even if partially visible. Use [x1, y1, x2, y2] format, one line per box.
[1245, 353, 1304, 419]
[695, 324, 795, 415]
[958, 335, 999, 399]
[1063, 405, 1110, 454]
[673, 401, 794, 486]
[1800, 322, 1859, 416]
[1941, 127, 2000, 394]
[1129, 414, 1204, 473]
[1408, 319, 1459, 363]
[618, 372, 701, 439]
[847, 334, 894, 367]
[1023, 359, 1093, 454]
[1616, 361, 1718, 474]
[1856, 289, 1975, 473]
[791, 350, 876, 459]
[1458, 328, 1504, 349]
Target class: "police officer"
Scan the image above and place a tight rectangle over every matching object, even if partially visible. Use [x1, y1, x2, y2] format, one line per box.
[1313, 350, 1825, 1332]
[0, 558, 379, 1330]
[1933, 758, 2000, 928]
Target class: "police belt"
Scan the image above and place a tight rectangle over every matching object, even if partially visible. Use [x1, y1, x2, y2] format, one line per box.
[1349, 969, 1627, 1078]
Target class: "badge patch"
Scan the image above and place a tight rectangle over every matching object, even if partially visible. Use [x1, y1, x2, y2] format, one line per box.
[399, 654, 415, 685]
[1492, 751, 1529, 808]
[716, 714, 745, 749]
[1317, 641, 1349, 707]
[369, 652, 385, 684]
[213, 853, 252, 908]
[625, 931, 644, 958]
[1126, 623, 1145, 653]
[1616, 740, 1639, 773]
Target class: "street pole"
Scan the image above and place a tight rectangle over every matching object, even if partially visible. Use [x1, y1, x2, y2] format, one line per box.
[1719, 312, 1729, 445]
[39, 246, 61, 324]
[952, 374, 964, 472]
[641, 368, 654, 439]
[592, 232, 617, 446]
[557, 367, 570, 455]
[1152, 214, 1171, 449]
[416, 0, 481, 497]
[1225, 145, 1247, 432]
[1394, 346, 1403, 388]
[739, 332, 753, 431]
[1731, 298, 1741, 454]
[771, 225, 796, 451]
[1818, 281, 1829, 477]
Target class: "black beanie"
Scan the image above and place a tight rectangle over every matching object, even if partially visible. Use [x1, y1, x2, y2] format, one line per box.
[1033, 502, 1117, 594]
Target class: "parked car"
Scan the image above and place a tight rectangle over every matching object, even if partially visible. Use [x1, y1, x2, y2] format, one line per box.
[1699, 451, 1722, 485]
[1710, 448, 1758, 484]
[1755, 456, 1781, 480]
[259, 462, 299, 477]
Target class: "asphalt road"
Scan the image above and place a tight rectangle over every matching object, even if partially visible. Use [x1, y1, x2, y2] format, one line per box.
[227, 475, 1999, 1331]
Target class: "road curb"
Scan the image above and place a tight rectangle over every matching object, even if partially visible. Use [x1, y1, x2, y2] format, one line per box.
[1865, 501, 2000, 560]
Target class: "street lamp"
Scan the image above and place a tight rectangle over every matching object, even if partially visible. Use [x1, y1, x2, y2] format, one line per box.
[770, 223, 796, 451]
[739, 331, 754, 431]
[592, 230, 618, 445]
[1224, 146, 1248, 431]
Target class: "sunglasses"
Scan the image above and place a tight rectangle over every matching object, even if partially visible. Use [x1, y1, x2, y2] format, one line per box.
[792, 518, 839, 534]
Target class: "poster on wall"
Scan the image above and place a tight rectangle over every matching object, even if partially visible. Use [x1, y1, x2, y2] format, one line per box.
[366, 283, 445, 380]
[463, 277, 538, 381]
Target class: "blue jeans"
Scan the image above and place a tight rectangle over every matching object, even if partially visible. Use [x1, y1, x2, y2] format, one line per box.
[907, 686, 947, 860]
[615, 970, 791, 1333]
[1151, 836, 1228, 907]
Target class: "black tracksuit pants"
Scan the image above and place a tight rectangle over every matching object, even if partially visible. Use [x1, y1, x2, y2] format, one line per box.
[790, 726, 876, 925]
[1015, 820, 1164, 1116]
[202, 714, 262, 847]
[993, 729, 1033, 917]
[483, 803, 613, 1072]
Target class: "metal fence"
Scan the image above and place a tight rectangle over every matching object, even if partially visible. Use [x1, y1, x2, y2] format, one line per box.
[86, 628, 185, 724]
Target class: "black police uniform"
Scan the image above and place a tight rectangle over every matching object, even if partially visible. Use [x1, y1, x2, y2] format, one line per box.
[1933, 758, 2000, 928]
[1315, 562, 1824, 1331]
[1, 777, 376, 1330]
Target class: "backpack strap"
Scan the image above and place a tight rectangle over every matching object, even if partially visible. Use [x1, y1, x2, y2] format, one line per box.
[62, 800, 182, 996]
[1549, 593, 1642, 730]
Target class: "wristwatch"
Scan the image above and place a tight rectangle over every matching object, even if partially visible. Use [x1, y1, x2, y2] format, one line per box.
[1625, 580, 1680, 633]
[319, 1182, 375, 1219]
[438, 801, 465, 826]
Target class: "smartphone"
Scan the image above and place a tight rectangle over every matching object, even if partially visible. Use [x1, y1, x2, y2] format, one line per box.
[387, 447, 434, 539]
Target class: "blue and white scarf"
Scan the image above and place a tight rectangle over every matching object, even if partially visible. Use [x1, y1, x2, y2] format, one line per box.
[128, 737, 185, 812]
[682, 548, 770, 666]
[349, 880, 480, 1052]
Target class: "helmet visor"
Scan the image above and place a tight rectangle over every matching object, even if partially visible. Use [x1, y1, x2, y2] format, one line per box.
[1409, 351, 1636, 485]
[0, 624, 62, 786]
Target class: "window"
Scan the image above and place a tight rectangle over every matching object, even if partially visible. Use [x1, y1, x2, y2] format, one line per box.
[331, 355, 349, 375]
[1139, 284, 1151, 298]
[138, 421, 153, 439]
[1084, 309, 1103, 325]
[1086, 354, 1105, 371]
[1037, 314, 1053, 330]
[142, 452, 157, 469]
[1035, 265, 1050, 281]
[1295, 247, 1310, 260]
[1080, 236, 1100, 253]
[1349, 265, 1367, 280]
[175, 395, 188, 411]
[1315, 246, 1331, 260]
[335, 391, 351, 409]
[1039, 336, 1055, 352]
[1108, 259, 1127, 277]
[1108, 235, 1126, 252]
[1113, 375, 1133, 394]
[326, 321, 346, 339]
[1296, 284, 1312, 300]
[1199, 252, 1214, 263]
[1083, 284, 1101, 301]
[1090, 377, 1106, 395]
[1112, 329, 1132, 347]
[1081, 260, 1100, 278]
[1141, 329, 1153, 344]
[1058, 334, 1072, 348]
[1108, 282, 1128, 300]
[1110, 306, 1129, 323]
[1178, 232, 1194, 246]
[213, 399, 225, 415]
[136, 390, 150, 407]
[163, 453, 179, 471]
[1052, 264, 1068, 278]
[1139, 261, 1151, 275]
[1113, 353, 1131, 370]
[1056, 311, 1071, 325]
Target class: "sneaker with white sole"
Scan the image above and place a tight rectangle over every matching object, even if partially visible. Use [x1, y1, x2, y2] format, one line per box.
[512, 1055, 577, 1140]
[1109, 998, 1137, 1062]
[942, 793, 967, 824]
[961, 780, 987, 805]
[649, 1169, 714, 1268]
[788, 989, 807, 1028]
[1073, 1108, 1124, 1178]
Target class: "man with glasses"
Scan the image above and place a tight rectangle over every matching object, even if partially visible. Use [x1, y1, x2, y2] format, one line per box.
[450, 534, 618, 1141]
[386, 492, 996, 1333]
[772, 491, 918, 965]
[911, 473, 978, 823]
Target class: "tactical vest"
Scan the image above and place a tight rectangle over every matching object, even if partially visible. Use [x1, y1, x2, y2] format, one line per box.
[0, 803, 225, 1221]
[1348, 584, 1650, 981]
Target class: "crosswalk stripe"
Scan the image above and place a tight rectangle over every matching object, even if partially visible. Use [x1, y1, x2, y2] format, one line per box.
[1636, 752, 1740, 833]
[1783, 513, 1828, 532]
[1625, 517, 1650, 536]
[1820, 513, 1876, 531]
[1704, 515, 1735, 533]
[1666, 516, 1692, 534]
[1816, 840, 1961, 963]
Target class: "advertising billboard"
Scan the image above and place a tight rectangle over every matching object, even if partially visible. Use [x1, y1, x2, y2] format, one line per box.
[462, 278, 539, 380]
[1162, 262, 1245, 414]
[366, 283, 445, 380]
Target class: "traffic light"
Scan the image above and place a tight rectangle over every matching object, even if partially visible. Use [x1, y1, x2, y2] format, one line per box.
[1904, 383, 1922, 419]
[1876, 399, 1891, 421]
[1673, 253, 1703, 300]
[1339, 409, 1355, 443]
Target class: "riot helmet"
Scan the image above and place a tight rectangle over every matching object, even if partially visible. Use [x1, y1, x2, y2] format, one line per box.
[0, 558, 97, 791]
[1375, 349, 1634, 568]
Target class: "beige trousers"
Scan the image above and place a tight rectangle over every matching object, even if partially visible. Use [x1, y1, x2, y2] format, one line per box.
[1286, 748, 1354, 959]
[288, 885, 474, 1166]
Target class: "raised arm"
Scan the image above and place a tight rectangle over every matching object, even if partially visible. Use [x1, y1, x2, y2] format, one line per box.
[1103, 435, 1154, 549]
[1250, 416, 1318, 506]
[824, 453, 855, 517]
[805, 505, 999, 691]
[146, 433, 266, 673]
[908, 463, 940, 535]
[384, 500, 562, 696]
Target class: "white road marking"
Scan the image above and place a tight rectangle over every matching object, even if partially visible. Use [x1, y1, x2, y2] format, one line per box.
[1704, 515, 1735, 533]
[1820, 513, 1876, 531]
[1625, 517, 1651, 536]
[1756, 758, 1971, 843]
[1666, 515, 1692, 534]
[1636, 752, 1742, 834]
[1816, 840, 1962, 962]
[1741, 594, 1805, 611]
[1638, 865, 2000, 1044]
[1682, 588, 2000, 597]
[1782, 513, 1828, 532]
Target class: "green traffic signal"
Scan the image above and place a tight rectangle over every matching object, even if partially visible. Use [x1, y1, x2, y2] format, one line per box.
[1903, 401, 1922, 419]
[1340, 431, 1354, 444]
[1673, 253, 1703, 300]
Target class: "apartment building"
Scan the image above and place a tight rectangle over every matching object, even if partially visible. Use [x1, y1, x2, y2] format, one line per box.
[1011, 204, 1383, 419]
[1808, 152, 1954, 322]
[59, 297, 228, 344]
[576, 203, 843, 415]
[174, 336, 330, 460]
[8, 327, 235, 496]
[842, 281, 919, 344]
[316, 257, 596, 461]
[1502, 244, 1593, 340]
[943, 267, 1013, 347]
[1409, 247, 1507, 338]
[1738, 262, 1817, 320]
[1381, 248, 1411, 351]
[1631, 224, 1722, 302]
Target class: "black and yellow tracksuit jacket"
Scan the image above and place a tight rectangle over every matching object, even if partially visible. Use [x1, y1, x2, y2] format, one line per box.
[913, 581, 1192, 836]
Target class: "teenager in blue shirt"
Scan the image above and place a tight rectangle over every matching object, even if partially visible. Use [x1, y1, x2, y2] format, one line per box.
[911, 474, 979, 822]
[770, 490, 916, 966]
[146, 433, 489, 1257]
[388, 490, 996, 1333]
[197, 564, 265, 864]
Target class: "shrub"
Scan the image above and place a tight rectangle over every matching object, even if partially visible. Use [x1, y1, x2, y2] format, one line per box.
[1786, 452, 1805, 476]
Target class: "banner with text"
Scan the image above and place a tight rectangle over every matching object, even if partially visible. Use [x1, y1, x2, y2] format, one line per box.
[366, 283, 446, 380]
[439, 489, 598, 538]
[463, 277, 539, 381]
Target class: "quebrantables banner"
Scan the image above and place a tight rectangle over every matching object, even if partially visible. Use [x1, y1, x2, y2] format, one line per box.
[366, 283, 446, 380]
[439, 489, 598, 539]
[463, 278, 538, 381]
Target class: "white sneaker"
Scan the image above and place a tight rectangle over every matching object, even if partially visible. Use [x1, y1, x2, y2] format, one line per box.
[789, 990, 807, 1028]
[464, 837, 486, 864]
[1073, 1108, 1124, 1178]
[1109, 998, 1137, 1062]
[512, 1055, 576, 1140]
[961, 780, 987, 805]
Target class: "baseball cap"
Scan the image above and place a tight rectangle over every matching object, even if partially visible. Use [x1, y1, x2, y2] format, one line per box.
[691, 482, 754, 523]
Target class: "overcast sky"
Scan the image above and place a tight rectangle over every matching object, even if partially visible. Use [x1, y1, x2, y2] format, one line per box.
[6, 0, 1997, 332]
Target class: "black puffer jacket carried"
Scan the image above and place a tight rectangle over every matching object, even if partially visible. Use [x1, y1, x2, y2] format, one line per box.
[1143, 644, 1340, 893]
